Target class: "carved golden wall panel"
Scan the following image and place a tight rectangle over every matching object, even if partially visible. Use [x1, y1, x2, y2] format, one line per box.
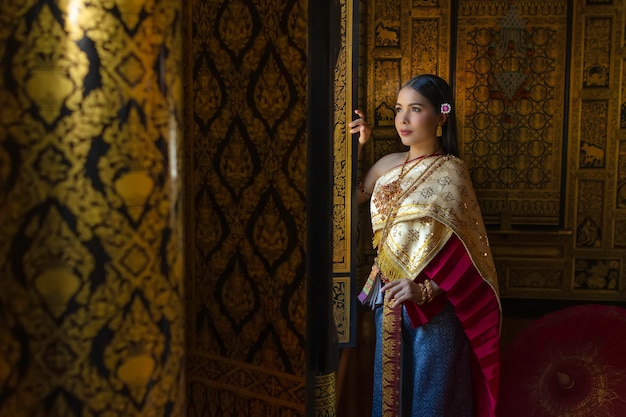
[332, 0, 357, 347]
[183, 0, 308, 414]
[372, 0, 401, 49]
[579, 100, 609, 168]
[373, 59, 401, 131]
[576, 179, 604, 248]
[582, 16, 611, 88]
[0, 1, 185, 416]
[333, 0, 353, 273]
[564, 0, 626, 300]
[456, 1, 567, 226]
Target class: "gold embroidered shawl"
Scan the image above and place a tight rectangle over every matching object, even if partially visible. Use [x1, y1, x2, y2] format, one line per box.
[371, 154, 499, 295]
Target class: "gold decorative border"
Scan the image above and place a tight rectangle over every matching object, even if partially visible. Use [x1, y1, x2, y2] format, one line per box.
[186, 351, 306, 412]
[314, 373, 337, 417]
[333, 0, 355, 273]
[333, 0, 356, 347]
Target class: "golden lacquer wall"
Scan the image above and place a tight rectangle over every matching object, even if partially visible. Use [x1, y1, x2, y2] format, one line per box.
[0, 1, 185, 416]
[183, 0, 309, 415]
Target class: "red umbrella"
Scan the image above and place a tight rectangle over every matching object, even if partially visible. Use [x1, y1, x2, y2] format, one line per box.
[497, 304, 626, 417]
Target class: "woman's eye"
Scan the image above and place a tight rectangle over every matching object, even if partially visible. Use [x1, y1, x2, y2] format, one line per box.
[395, 108, 402, 113]
[411, 107, 420, 112]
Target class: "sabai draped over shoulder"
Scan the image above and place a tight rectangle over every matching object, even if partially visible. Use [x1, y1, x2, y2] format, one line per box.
[365, 154, 502, 416]
[370, 154, 499, 301]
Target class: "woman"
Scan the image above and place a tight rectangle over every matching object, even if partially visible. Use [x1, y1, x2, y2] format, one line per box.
[349, 74, 501, 417]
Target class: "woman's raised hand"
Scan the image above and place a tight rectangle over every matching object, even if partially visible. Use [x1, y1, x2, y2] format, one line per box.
[349, 109, 371, 146]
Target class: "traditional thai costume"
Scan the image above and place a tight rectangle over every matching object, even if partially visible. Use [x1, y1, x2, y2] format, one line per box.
[359, 154, 501, 417]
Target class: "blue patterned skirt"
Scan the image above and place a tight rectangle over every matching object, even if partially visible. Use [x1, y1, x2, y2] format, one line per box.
[372, 302, 474, 417]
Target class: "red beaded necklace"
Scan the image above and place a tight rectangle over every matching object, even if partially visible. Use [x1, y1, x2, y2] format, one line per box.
[373, 151, 441, 214]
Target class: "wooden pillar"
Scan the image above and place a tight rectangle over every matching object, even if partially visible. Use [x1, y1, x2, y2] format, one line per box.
[307, 0, 339, 415]
[0, 1, 185, 416]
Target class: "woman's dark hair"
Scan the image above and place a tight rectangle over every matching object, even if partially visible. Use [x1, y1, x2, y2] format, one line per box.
[402, 74, 459, 157]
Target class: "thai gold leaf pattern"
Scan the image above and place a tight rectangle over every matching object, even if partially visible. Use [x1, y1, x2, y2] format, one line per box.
[103, 295, 163, 406]
[22, 205, 94, 320]
[251, 45, 294, 134]
[250, 188, 294, 269]
[185, 0, 308, 413]
[216, 254, 259, 330]
[194, 57, 225, 125]
[216, 0, 258, 63]
[216, 117, 259, 198]
[195, 188, 228, 257]
[0, 0, 184, 416]
[12, 5, 88, 126]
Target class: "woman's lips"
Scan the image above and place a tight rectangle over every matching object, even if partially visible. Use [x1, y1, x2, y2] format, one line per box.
[400, 130, 412, 136]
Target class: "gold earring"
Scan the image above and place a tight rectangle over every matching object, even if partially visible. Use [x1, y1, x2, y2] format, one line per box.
[436, 125, 442, 137]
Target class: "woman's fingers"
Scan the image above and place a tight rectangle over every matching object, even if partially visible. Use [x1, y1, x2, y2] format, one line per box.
[381, 279, 421, 307]
[349, 109, 371, 144]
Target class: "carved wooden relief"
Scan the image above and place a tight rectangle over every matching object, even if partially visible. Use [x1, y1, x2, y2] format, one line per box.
[574, 258, 620, 291]
[579, 100, 608, 169]
[373, 59, 401, 129]
[582, 16, 611, 88]
[576, 179, 604, 248]
[411, 18, 441, 76]
[565, 0, 626, 300]
[456, 1, 567, 226]
[373, 0, 401, 48]
[332, 0, 357, 346]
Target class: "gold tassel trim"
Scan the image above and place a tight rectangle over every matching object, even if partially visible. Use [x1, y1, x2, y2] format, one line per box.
[375, 245, 410, 283]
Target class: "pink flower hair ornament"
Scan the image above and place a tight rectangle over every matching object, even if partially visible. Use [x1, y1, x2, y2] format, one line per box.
[440, 103, 452, 115]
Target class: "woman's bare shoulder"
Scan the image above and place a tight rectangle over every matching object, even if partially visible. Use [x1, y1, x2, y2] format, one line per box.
[371, 152, 407, 174]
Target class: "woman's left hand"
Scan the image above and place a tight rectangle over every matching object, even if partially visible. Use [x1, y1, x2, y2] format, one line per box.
[380, 279, 423, 309]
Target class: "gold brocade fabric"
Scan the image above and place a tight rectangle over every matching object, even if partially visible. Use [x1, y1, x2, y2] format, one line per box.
[370, 155, 499, 297]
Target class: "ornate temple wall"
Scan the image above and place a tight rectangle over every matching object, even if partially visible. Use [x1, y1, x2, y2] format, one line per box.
[361, 0, 626, 303]
[183, 0, 311, 415]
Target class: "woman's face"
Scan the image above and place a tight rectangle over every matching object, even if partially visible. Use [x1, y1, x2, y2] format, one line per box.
[394, 86, 441, 149]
